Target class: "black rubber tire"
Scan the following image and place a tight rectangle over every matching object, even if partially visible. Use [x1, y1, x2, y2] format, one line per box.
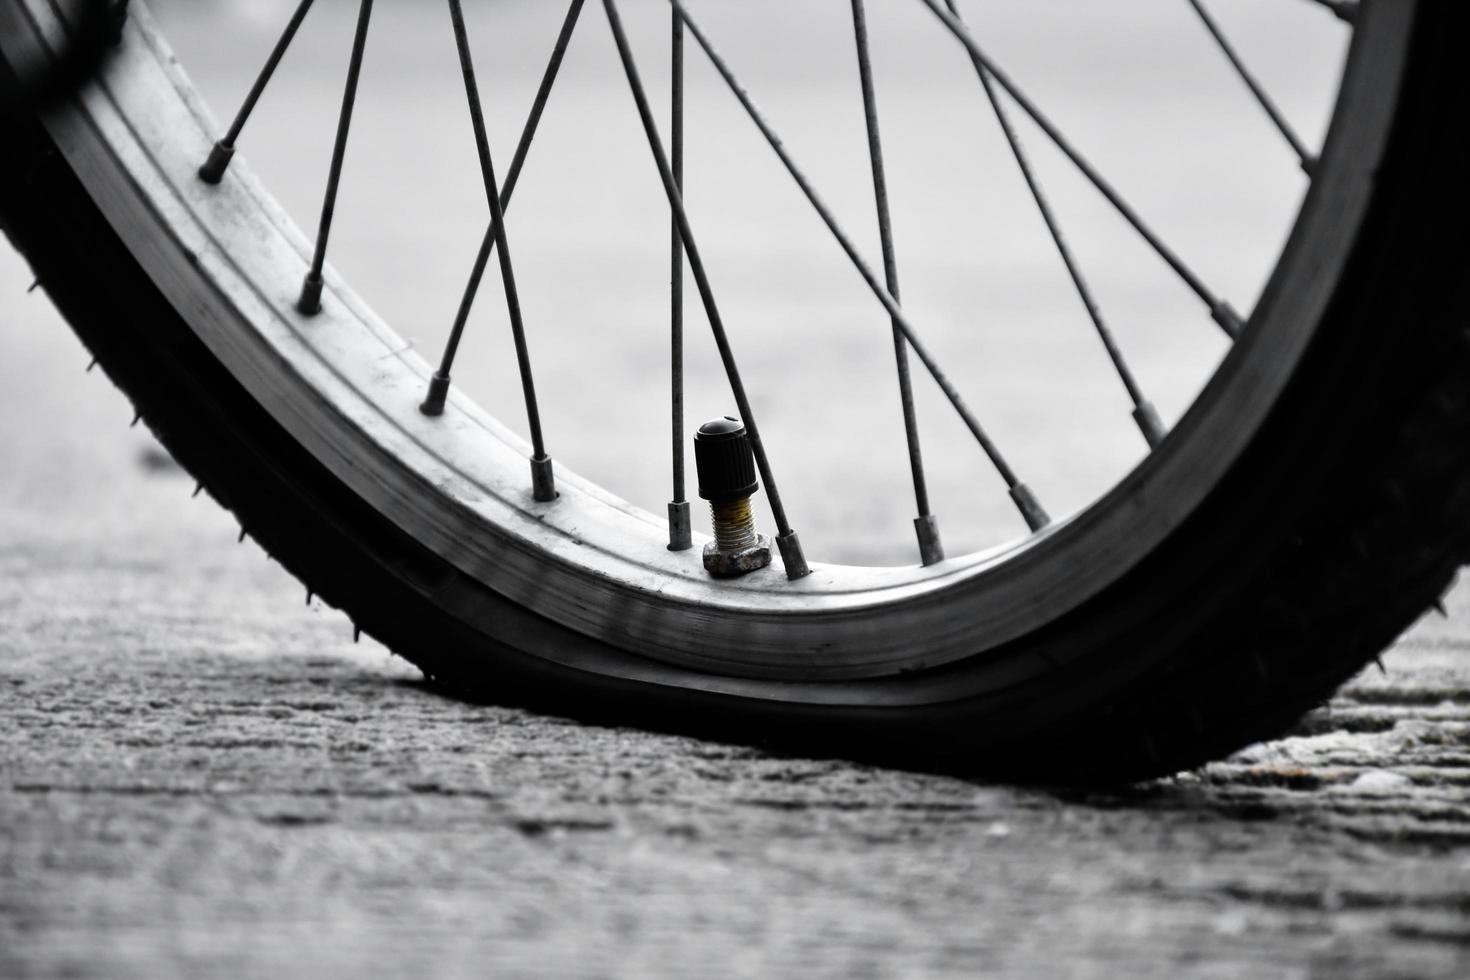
[3, 2, 1468, 782]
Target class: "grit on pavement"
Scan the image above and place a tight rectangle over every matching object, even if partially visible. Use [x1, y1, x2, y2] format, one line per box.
[5, 3, 1470, 976]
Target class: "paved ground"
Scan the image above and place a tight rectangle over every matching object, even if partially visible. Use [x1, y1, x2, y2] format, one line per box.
[3, 238, 1469, 979]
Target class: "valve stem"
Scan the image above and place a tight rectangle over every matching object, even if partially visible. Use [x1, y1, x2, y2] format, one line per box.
[694, 417, 772, 577]
[710, 497, 757, 551]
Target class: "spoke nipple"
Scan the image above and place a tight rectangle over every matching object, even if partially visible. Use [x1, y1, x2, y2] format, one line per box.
[914, 514, 944, 566]
[1211, 301, 1244, 339]
[1133, 400, 1166, 449]
[1300, 155, 1319, 179]
[305, 590, 313, 606]
[531, 454, 557, 502]
[353, 624, 362, 644]
[192, 482, 203, 498]
[198, 140, 236, 185]
[776, 530, 809, 580]
[237, 527, 247, 544]
[27, 279, 40, 294]
[1010, 483, 1050, 532]
[130, 411, 141, 428]
[85, 358, 97, 372]
[297, 272, 324, 316]
[667, 500, 692, 552]
[419, 372, 452, 417]
[695, 417, 772, 578]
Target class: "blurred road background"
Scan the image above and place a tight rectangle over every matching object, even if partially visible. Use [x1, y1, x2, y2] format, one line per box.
[3, 1, 1468, 976]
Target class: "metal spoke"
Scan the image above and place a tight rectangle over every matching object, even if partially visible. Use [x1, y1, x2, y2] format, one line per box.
[421, 0, 586, 419]
[667, 8, 692, 552]
[198, 0, 317, 184]
[667, 0, 1050, 532]
[1187, 0, 1317, 174]
[1305, 0, 1357, 24]
[913, 0, 1244, 339]
[441, 0, 555, 502]
[296, 0, 373, 316]
[944, 0, 1165, 449]
[850, 0, 944, 564]
[602, 0, 811, 578]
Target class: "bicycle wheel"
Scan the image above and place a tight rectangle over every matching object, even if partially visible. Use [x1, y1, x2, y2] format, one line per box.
[2, 0, 1467, 780]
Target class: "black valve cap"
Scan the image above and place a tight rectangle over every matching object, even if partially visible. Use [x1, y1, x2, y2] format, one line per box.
[694, 416, 759, 502]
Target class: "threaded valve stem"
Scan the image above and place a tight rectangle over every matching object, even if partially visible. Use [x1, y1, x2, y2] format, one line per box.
[710, 497, 757, 552]
[694, 417, 771, 577]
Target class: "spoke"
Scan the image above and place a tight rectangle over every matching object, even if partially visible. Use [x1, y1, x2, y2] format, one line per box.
[421, 0, 586, 419]
[1186, 0, 1316, 174]
[912, 0, 1244, 339]
[944, 0, 1165, 449]
[198, 0, 317, 183]
[602, 0, 811, 578]
[667, 0, 1050, 532]
[296, 0, 373, 316]
[850, 0, 944, 564]
[442, 0, 555, 501]
[1305, 0, 1357, 24]
[667, 8, 692, 552]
